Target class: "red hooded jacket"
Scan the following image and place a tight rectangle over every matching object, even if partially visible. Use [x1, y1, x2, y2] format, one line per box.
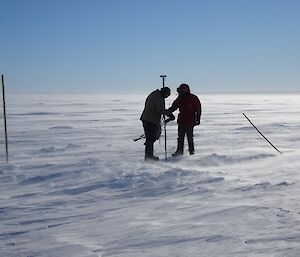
[169, 86, 201, 127]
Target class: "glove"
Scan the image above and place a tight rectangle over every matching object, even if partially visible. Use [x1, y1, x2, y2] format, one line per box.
[194, 112, 200, 126]
[168, 113, 175, 120]
[164, 113, 175, 124]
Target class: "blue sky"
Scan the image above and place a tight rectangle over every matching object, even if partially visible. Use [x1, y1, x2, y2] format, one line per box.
[1, 0, 300, 93]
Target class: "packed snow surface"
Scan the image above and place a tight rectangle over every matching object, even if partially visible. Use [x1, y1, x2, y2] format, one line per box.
[1, 92, 300, 257]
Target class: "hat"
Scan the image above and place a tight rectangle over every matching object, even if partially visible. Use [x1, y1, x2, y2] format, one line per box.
[177, 84, 190, 94]
[161, 87, 171, 97]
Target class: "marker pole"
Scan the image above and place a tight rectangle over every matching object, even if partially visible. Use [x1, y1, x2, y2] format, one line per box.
[243, 113, 282, 155]
[2, 75, 9, 163]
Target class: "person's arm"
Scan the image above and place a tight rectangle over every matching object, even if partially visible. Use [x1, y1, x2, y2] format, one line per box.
[167, 97, 179, 113]
[194, 96, 201, 125]
[155, 95, 174, 117]
[164, 113, 175, 124]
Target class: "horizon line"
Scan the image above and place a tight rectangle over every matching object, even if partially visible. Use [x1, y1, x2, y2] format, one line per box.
[7, 90, 300, 95]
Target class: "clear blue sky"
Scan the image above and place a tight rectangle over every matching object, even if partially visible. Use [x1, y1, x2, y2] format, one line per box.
[1, 0, 300, 93]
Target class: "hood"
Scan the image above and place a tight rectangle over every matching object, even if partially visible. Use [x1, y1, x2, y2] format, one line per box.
[177, 84, 190, 94]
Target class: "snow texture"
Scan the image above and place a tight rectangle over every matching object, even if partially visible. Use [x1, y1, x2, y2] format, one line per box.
[1, 92, 300, 257]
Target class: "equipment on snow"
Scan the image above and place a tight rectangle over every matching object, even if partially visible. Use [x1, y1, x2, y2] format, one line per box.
[243, 113, 282, 155]
[133, 134, 145, 142]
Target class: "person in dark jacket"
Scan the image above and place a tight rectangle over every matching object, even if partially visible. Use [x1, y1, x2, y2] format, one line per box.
[140, 87, 174, 161]
[168, 84, 201, 156]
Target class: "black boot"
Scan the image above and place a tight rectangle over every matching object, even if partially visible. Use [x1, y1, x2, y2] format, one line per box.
[172, 151, 183, 157]
[145, 156, 159, 161]
[187, 127, 194, 155]
[172, 138, 184, 157]
[145, 143, 159, 161]
[188, 141, 194, 155]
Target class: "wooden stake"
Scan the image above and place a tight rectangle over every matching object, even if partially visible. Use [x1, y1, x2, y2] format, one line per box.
[2, 75, 9, 163]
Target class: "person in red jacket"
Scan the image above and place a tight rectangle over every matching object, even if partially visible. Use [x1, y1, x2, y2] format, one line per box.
[168, 83, 201, 156]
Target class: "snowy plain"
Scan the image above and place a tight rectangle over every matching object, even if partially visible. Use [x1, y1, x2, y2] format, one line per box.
[1, 92, 300, 257]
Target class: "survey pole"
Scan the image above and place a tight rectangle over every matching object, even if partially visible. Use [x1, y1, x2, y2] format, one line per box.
[160, 75, 167, 161]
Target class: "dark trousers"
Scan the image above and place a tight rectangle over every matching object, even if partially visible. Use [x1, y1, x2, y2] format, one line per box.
[143, 121, 158, 158]
[176, 125, 194, 154]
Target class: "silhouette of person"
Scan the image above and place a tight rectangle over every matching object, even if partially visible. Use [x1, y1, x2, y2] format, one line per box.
[140, 87, 174, 161]
[168, 84, 201, 156]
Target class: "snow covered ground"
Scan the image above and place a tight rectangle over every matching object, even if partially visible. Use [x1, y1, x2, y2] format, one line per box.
[1, 92, 300, 257]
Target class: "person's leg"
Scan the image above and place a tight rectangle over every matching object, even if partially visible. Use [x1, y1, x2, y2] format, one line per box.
[143, 121, 159, 160]
[172, 125, 185, 156]
[186, 126, 194, 155]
